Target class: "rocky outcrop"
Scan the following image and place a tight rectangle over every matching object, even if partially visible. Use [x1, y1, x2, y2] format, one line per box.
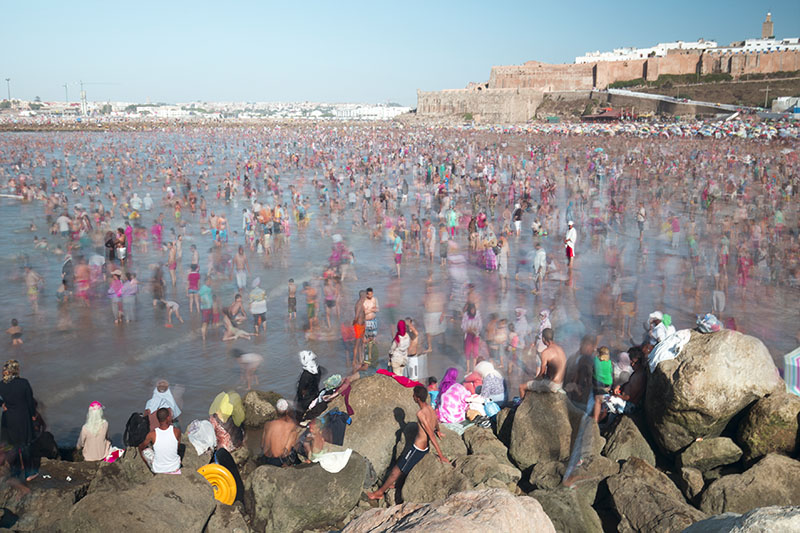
[678, 467, 705, 502]
[452, 454, 520, 489]
[245, 454, 367, 533]
[531, 487, 603, 533]
[400, 453, 471, 503]
[509, 391, 572, 471]
[204, 502, 252, 533]
[684, 505, 800, 532]
[601, 415, 656, 466]
[462, 425, 513, 467]
[54, 468, 216, 532]
[645, 330, 782, 454]
[736, 390, 800, 463]
[700, 454, 800, 515]
[605, 457, 707, 533]
[341, 489, 556, 532]
[328, 375, 422, 478]
[678, 437, 743, 472]
[242, 390, 278, 428]
[0, 458, 101, 531]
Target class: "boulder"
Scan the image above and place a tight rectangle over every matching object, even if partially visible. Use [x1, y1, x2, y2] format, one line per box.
[54, 468, 216, 532]
[462, 425, 514, 467]
[601, 415, 656, 466]
[684, 505, 800, 533]
[528, 461, 566, 490]
[453, 454, 520, 488]
[242, 390, 278, 428]
[678, 437, 743, 472]
[0, 458, 100, 531]
[566, 401, 606, 458]
[700, 454, 800, 515]
[645, 330, 782, 454]
[204, 502, 252, 533]
[605, 457, 707, 533]
[327, 374, 422, 478]
[563, 454, 619, 502]
[531, 487, 603, 533]
[678, 467, 705, 502]
[245, 453, 367, 533]
[341, 489, 556, 532]
[400, 452, 471, 503]
[509, 391, 572, 471]
[495, 406, 515, 446]
[736, 390, 800, 463]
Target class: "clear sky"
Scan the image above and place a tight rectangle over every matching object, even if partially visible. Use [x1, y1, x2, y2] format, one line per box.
[1, 1, 797, 106]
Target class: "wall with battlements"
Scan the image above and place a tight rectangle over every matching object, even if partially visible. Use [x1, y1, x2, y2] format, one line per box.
[416, 88, 543, 123]
[489, 62, 594, 91]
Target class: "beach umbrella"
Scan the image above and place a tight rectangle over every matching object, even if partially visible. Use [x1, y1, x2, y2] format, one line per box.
[784, 346, 800, 398]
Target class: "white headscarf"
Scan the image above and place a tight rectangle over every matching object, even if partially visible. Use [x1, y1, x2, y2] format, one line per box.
[475, 360, 502, 379]
[299, 350, 318, 375]
[145, 382, 182, 419]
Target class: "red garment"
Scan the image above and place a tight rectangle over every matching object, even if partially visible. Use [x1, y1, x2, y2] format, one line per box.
[377, 369, 423, 389]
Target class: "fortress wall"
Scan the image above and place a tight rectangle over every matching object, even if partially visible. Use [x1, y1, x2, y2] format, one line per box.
[647, 52, 702, 80]
[489, 62, 594, 91]
[727, 50, 800, 76]
[594, 59, 647, 88]
[416, 88, 543, 123]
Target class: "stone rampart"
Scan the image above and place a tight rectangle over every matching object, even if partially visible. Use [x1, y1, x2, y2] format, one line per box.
[416, 88, 543, 123]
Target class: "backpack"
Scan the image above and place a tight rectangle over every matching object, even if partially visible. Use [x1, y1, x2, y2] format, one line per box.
[124, 412, 150, 448]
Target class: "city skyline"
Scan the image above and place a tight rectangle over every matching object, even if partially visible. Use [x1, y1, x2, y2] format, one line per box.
[1, 0, 797, 106]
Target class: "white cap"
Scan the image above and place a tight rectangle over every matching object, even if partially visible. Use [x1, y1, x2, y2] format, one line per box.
[276, 399, 289, 414]
[649, 311, 663, 322]
[568, 220, 574, 226]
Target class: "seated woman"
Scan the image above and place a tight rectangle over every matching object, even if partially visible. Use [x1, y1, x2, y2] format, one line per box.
[144, 380, 182, 429]
[209, 391, 245, 452]
[475, 360, 505, 403]
[76, 401, 112, 461]
[436, 367, 470, 425]
[296, 350, 321, 416]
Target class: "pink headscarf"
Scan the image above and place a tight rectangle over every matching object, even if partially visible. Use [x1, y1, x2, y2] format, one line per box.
[394, 320, 407, 344]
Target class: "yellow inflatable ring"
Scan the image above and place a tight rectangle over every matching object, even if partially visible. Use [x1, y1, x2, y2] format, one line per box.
[197, 463, 236, 505]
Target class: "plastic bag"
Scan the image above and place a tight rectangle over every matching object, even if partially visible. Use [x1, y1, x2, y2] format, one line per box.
[187, 419, 217, 456]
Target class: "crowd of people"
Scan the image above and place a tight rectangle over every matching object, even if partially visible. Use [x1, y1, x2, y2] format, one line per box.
[1, 121, 798, 492]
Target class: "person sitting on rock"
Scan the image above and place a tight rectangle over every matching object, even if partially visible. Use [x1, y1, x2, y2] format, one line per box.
[138, 407, 181, 474]
[76, 401, 111, 461]
[260, 399, 302, 467]
[518, 328, 566, 397]
[594, 346, 647, 424]
[367, 385, 449, 500]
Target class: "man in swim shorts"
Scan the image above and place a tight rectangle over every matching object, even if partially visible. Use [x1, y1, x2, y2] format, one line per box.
[367, 385, 448, 500]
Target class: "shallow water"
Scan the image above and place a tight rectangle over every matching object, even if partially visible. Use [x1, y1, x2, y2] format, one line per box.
[0, 130, 797, 448]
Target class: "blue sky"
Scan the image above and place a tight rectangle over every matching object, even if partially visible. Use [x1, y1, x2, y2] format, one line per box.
[1, 1, 797, 105]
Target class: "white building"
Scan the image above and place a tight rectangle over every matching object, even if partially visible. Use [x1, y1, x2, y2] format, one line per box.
[576, 40, 717, 64]
[707, 37, 800, 54]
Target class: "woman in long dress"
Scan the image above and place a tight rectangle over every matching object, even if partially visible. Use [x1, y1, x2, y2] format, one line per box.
[0, 360, 37, 481]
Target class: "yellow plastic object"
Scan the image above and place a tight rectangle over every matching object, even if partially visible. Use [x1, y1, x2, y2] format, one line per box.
[197, 463, 236, 505]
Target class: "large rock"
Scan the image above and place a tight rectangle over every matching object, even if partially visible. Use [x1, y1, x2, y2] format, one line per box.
[531, 487, 603, 533]
[645, 330, 782, 454]
[509, 391, 572, 471]
[242, 390, 279, 428]
[328, 374, 422, 477]
[0, 458, 101, 531]
[602, 415, 656, 466]
[699, 454, 800, 515]
[462, 425, 514, 467]
[400, 452, 471, 503]
[528, 460, 566, 490]
[684, 505, 800, 532]
[453, 454, 520, 489]
[245, 454, 367, 533]
[342, 489, 556, 532]
[204, 502, 252, 533]
[54, 469, 216, 532]
[678, 437, 743, 472]
[736, 390, 800, 463]
[678, 466, 705, 502]
[605, 457, 707, 533]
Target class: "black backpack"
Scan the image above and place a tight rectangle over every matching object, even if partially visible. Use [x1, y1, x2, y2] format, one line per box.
[123, 412, 150, 448]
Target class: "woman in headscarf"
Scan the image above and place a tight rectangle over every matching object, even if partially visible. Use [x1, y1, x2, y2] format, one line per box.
[0, 360, 37, 480]
[209, 391, 245, 452]
[436, 367, 470, 425]
[475, 361, 505, 403]
[144, 380, 182, 429]
[296, 350, 321, 415]
[388, 320, 410, 376]
[76, 401, 112, 461]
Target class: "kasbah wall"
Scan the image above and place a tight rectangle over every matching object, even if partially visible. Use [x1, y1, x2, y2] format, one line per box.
[417, 49, 800, 122]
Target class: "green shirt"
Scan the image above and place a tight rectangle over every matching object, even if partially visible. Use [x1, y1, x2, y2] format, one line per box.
[594, 357, 613, 387]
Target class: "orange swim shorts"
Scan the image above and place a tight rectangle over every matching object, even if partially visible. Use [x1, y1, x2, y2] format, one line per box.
[354, 323, 365, 339]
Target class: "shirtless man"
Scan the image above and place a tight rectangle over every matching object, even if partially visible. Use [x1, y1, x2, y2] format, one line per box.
[353, 290, 366, 367]
[233, 246, 249, 292]
[260, 399, 301, 467]
[367, 385, 448, 500]
[287, 278, 297, 320]
[519, 328, 566, 396]
[228, 294, 247, 324]
[363, 287, 379, 363]
[24, 267, 44, 314]
[166, 242, 177, 287]
[303, 282, 318, 333]
[423, 283, 445, 353]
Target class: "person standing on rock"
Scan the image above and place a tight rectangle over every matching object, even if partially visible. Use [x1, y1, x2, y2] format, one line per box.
[519, 328, 566, 396]
[0, 360, 37, 481]
[367, 385, 449, 500]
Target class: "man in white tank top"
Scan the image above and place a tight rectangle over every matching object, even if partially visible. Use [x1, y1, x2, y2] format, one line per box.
[138, 407, 181, 474]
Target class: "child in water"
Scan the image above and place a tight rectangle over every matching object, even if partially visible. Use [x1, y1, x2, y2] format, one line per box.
[7, 319, 23, 345]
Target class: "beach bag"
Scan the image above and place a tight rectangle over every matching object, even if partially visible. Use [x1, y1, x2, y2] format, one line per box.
[696, 313, 722, 333]
[123, 412, 150, 448]
[484, 400, 501, 418]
